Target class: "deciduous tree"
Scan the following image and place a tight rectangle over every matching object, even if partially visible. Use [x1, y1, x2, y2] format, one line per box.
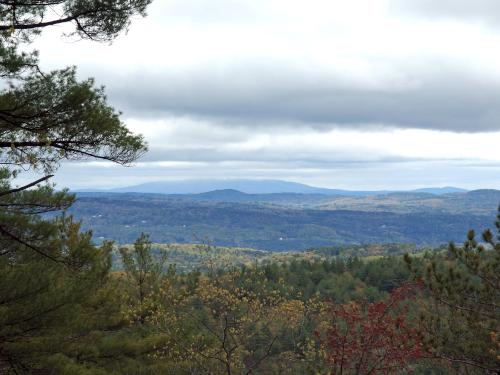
[319, 283, 425, 375]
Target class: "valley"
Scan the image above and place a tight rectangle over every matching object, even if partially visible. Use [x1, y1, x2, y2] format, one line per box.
[70, 188, 500, 250]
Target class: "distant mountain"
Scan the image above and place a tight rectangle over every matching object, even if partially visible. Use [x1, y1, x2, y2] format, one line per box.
[106, 179, 373, 195]
[79, 179, 467, 197]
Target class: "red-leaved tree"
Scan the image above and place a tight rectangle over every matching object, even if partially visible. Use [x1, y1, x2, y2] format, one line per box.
[319, 283, 425, 375]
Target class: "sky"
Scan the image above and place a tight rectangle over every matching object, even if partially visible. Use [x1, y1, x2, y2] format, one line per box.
[32, 0, 500, 190]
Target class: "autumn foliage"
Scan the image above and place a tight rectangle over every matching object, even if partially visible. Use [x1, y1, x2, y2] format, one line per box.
[319, 283, 425, 375]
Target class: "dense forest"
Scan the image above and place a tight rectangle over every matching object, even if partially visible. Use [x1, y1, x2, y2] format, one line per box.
[2, 223, 499, 373]
[0, 1, 499, 374]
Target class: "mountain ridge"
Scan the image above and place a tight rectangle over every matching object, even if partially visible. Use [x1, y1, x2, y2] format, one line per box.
[75, 179, 468, 196]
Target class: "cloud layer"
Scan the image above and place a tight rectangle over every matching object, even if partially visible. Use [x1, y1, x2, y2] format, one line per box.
[35, 0, 500, 133]
[28, 0, 500, 188]
[104, 67, 500, 132]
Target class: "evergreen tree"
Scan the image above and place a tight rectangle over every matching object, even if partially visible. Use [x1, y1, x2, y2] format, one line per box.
[0, 1, 152, 372]
[0, 1, 151, 259]
[119, 233, 168, 324]
[406, 207, 500, 374]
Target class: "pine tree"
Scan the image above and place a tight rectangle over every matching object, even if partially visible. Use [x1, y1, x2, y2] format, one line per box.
[406, 207, 500, 374]
[0, 2, 152, 372]
[119, 233, 168, 324]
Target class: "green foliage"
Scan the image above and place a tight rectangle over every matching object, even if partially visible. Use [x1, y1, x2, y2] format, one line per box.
[1, 1, 149, 179]
[0, 1, 152, 42]
[0, 1, 151, 373]
[406, 206, 500, 374]
[1, 68, 146, 171]
[117, 242, 271, 273]
[0, 215, 124, 372]
[109, 237, 423, 374]
[119, 233, 168, 323]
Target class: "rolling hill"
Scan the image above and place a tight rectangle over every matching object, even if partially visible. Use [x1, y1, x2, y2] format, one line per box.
[63, 189, 500, 250]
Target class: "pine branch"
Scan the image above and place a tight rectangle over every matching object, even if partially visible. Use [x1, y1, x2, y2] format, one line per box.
[0, 174, 53, 197]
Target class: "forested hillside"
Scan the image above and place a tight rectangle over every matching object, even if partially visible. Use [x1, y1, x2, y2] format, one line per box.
[77, 188, 500, 214]
[66, 192, 497, 249]
[113, 242, 423, 273]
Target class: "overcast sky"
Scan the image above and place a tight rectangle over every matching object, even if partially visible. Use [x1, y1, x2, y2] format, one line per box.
[33, 0, 500, 190]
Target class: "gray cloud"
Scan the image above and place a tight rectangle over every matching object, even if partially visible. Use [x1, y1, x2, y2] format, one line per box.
[138, 146, 436, 164]
[34, 0, 500, 134]
[25, 0, 500, 190]
[98, 65, 500, 133]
